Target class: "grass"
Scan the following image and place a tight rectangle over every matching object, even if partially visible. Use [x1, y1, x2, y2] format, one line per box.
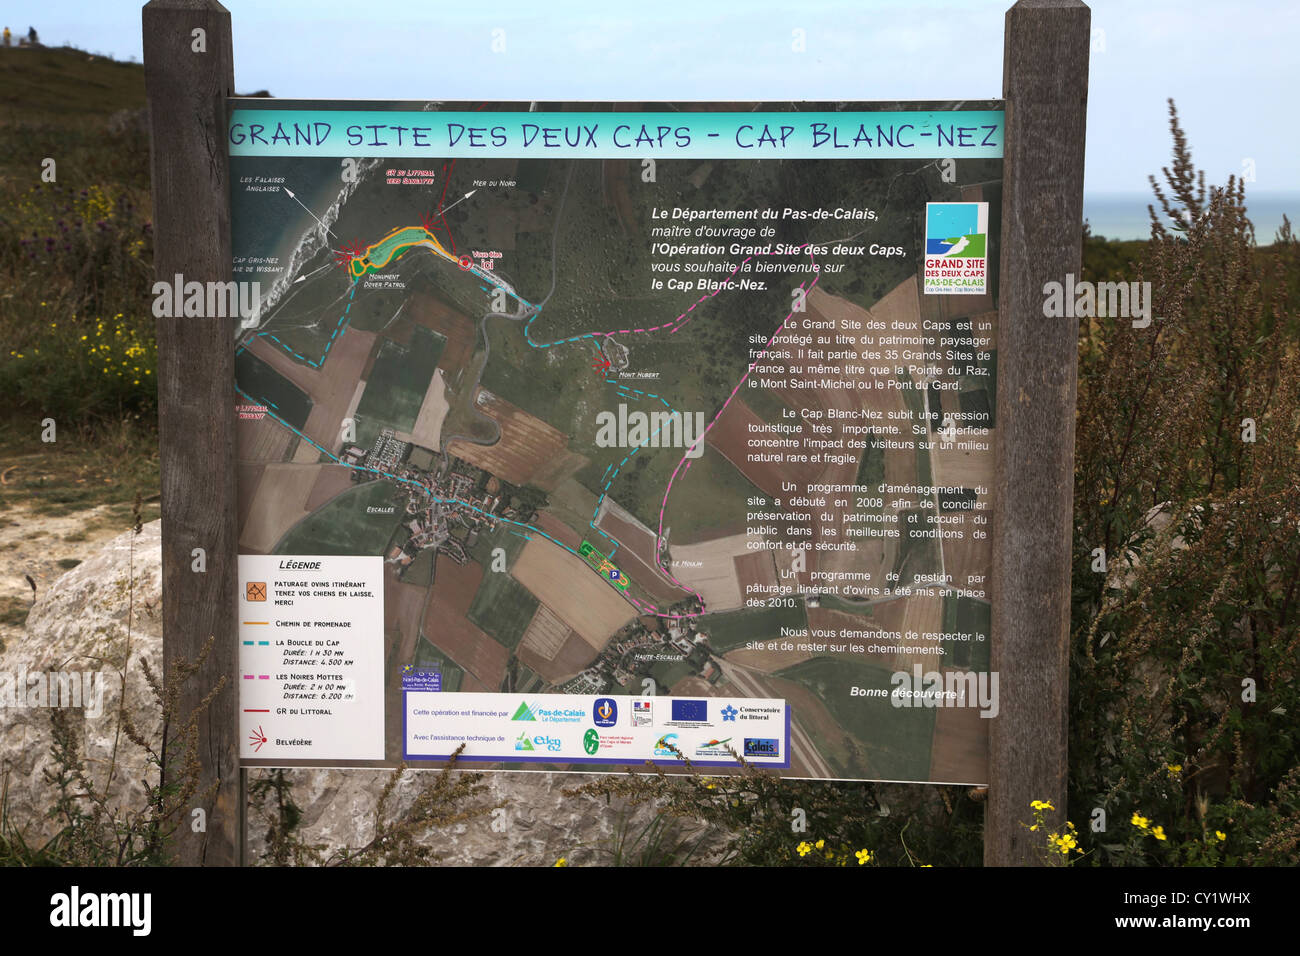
[776, 656, 935, 781]
[0, 46, 144, 123]
[659, 446, 761, 545]
[273, 478, 403, 555]
[0, 419, 160, 519]
[940, 594, 991, 671]
[466, 572, 538, 651]
[235, 350, 313, 430]
[412, 635, 465, 693]
[355, 327, 445, 433]
[892, 512, 943, 585]
[698, 602, 809, 654]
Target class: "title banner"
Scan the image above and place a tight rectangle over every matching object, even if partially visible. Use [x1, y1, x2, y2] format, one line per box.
[227, 109, 1004, 159]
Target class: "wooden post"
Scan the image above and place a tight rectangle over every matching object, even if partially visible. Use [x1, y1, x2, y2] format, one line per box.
[143, 0, 240, 866]
[987, 0, 1090, 865]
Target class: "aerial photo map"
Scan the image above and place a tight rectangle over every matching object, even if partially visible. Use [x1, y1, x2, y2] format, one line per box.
[228, 101, 1002, 784]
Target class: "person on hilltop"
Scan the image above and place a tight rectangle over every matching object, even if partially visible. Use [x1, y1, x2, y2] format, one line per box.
[3, 27, 12, 48]
[27, 27, 38, 46]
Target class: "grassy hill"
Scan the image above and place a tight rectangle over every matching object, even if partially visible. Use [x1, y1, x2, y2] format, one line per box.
[0, 45, 158, 550]
[0, 44, 144, 124]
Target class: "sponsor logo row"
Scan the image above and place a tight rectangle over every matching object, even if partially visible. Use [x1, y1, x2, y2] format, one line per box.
[514, 696, 782, 730]
[512, 728, 781, 761]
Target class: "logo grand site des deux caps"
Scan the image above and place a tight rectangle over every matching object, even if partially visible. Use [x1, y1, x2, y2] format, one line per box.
[923, 201, 988, 295]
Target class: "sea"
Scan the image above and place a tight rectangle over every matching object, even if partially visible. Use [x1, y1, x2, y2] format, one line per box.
[1083, 192, 1298, 244]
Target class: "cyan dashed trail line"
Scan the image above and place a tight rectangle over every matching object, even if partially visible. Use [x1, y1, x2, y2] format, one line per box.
[237, 278, 361, 369]
[585, 379, 682, 554]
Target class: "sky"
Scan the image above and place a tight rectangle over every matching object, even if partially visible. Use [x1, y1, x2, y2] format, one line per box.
[15, 0, 1298, 196]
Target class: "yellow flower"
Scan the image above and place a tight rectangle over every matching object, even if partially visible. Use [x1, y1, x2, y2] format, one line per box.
[1151, 826, 1167, 841]
[553, 857, 567, 867]
[1051, 833, 1078, 854]
[1030, 799, 1054, 811]
[1131, 813, 1149, 830]
[814, 839, 824, 849]
[855, 849, 872, 865]
[797, 841, 812, 857]
[1215, 830, 1226, 842]
[1166, 763, 1182, 775]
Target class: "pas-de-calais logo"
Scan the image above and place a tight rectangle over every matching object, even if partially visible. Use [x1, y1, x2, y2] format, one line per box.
[744, 738, 780, 758]
[923, 201, 989, 295]
[593, 697, 618, 727]
[511, 701, 537, 721]
[671, 699, 708, 723]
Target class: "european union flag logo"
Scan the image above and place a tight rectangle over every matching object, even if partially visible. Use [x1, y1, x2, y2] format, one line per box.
[671, 699, 707, 722]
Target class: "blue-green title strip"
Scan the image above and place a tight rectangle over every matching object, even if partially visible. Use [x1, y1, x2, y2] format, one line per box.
[228, 110, 1003, 159]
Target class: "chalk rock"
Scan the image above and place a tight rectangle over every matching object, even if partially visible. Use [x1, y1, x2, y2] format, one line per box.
[0, 521, 163, 844]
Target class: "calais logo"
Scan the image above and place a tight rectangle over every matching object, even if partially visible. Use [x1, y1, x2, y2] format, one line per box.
[593, 697, 618, 727]
[744, 738, 780, 758]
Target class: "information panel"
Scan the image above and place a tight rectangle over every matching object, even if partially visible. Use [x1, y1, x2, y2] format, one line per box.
[229, 101, 1001, 783]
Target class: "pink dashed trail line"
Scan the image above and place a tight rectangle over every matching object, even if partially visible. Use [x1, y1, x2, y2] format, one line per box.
[645, 245, 821, 619]
[535, 243, 821, 620]
[573, 255, 760, 345]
